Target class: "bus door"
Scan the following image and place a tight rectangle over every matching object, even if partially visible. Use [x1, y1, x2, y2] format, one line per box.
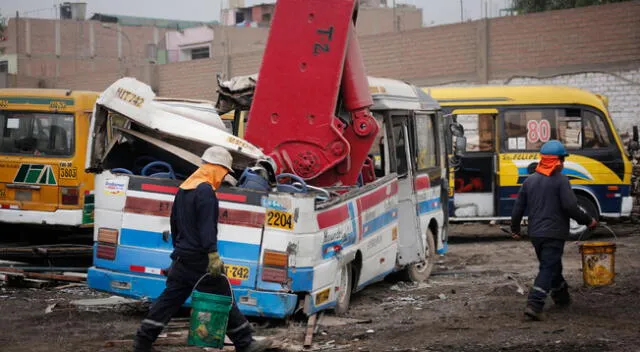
[0, 111, 76, 212]
[450, 109, 499, 219]
[389, 113, 425, 264]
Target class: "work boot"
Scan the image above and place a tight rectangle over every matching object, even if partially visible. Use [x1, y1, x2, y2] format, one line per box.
[132, 340, 158, 352]
[236, 338, 273, 352]
[551, 286, 571, 307]
[524, 305, 544, 321]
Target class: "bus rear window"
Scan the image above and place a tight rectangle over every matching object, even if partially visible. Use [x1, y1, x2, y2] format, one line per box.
[0, 112, 75, 157]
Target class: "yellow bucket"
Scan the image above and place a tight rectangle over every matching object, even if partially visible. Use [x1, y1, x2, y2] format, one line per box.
[579, 242, 616, 287]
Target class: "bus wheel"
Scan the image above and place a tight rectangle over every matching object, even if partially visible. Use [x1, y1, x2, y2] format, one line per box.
[404, 228, 436, 283]
[569, 195, 598, 241]
[333, 263, 352, 316]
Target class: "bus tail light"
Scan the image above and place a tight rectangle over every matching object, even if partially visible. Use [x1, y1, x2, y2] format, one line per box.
[61, 187, 79, 205]
[97, 244, 117, 260]
[98, 228, 119, 244]
[97, 228, 119, 260]
[261, 250, 288, 283]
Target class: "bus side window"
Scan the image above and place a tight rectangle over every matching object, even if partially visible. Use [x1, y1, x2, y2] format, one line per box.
[456, 114, 494, 152]
[367, 115, 387, 177]
[583, 111, 611, 148]
[414, 113, 438, 169]
[556, 109, 583, 150]
[503, 109, 556, 152]
[392, 124, 409, 177]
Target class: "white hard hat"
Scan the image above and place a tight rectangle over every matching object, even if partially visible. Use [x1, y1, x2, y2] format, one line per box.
[201, 146, 233, 171]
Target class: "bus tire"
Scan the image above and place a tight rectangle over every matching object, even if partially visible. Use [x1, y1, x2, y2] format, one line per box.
[569, 195, 598, 241]
[333, 263, 352, 316]
[403, 228, 436, 283]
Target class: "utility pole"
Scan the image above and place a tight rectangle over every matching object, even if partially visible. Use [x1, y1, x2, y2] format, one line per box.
[392, 0, 396, 32]
[460, 0, 464, 22]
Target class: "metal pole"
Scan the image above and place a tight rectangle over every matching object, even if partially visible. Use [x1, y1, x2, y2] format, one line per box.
[460, 0, 464, 22]
[392, 0, 396, 32]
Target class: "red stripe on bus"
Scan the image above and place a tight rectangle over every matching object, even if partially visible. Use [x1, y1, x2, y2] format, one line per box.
[217, 193, 247, 203]
[357, 182, 398, 212]
[317, 205, 349, 229]
[125, 197, 262, 227]
[125, 197, 173, 217]
[415, 175, 430, 190]
[141, 184, 179, 195]
[130, 265, 145, 273]
[218, 208, 264, 228]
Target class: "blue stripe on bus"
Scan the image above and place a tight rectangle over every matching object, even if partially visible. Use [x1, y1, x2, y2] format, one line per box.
[256, 266, 314, 292]
[354, 268, 395, 292]
[436, 242, 448, 254]
[497, 184, 626, 217]
[417, 197, 441, 215]
[361, 209, 398, 238]
[118, 228, 260, 262]
[87, 267, 298, 318]
[119, 228, 173, 250]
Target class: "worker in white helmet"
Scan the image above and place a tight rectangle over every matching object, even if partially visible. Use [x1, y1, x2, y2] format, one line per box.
[133, 146, 272, 352]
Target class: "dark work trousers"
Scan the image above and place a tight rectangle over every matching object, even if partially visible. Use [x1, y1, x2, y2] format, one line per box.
[527, 238, 570, 312]
[133, 258, 253, 351]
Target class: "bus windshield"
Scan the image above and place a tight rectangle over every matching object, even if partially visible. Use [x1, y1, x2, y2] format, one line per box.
[0, 111, 75, 157]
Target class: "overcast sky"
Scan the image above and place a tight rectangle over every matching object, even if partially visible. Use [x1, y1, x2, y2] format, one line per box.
[1, 0, 513, 26]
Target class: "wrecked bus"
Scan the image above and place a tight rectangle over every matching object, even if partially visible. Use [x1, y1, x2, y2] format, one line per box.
[85, 76, 456, 318]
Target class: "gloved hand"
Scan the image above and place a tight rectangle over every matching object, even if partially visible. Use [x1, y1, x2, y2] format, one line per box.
[207, 252, 224, 277]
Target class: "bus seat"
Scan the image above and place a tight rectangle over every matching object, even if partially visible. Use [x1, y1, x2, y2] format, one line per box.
[111, 168, 133, 175]
[361, 156, 376, 185]
[142, 161, 175, 179]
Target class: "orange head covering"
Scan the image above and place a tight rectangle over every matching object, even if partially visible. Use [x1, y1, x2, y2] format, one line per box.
[535, 155, 563, 176]
[179, 163, 229, 190]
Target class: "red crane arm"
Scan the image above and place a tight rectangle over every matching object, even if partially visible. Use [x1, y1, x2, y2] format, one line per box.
[243, 0, 379, 186]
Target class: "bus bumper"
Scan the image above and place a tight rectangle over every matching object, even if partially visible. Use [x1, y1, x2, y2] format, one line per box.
[621, 196, 633, 217]
[0, 209, 83, 227]
[87, 267, 298, 319]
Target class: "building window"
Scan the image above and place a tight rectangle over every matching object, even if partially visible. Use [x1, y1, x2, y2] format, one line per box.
[190, 47, 210, 60]
[0, 61, 8, 73]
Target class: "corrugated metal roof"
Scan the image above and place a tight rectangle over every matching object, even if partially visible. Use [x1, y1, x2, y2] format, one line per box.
[90, 13, 217, 29]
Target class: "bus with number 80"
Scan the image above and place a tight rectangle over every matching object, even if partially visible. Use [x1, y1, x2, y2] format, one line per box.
[424, 85, 633, 240]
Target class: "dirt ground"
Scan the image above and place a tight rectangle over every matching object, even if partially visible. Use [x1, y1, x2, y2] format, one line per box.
[1, 224, 639, 352]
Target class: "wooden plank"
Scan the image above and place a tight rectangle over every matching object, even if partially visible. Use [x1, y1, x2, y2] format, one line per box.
[0, 267, 85, 282]
[303, 313, 317, 348]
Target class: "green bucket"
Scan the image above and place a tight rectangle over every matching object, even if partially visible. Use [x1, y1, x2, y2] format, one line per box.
[187, 276, 233, 348]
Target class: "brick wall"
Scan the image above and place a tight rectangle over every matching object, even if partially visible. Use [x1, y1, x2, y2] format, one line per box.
[157, 59, 222, 100]
[3, 18, 166, 79]
[359, 21, 478, 83]
[12, 1, 639, 134]
[488, 1, 640, 79]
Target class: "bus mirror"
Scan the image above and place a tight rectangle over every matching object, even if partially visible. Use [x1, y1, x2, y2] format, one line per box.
[450, 123, 464, 137]
[455, 136, 467, 156]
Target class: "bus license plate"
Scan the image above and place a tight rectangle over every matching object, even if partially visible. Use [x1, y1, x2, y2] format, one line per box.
[224, 264, 250, 281]
[59, 167, 78, 180]
[266, 210, 294, 230]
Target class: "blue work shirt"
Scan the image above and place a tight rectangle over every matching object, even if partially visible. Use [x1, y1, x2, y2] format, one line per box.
[511, 171, 592, 240]
[169, 182, 219, 265]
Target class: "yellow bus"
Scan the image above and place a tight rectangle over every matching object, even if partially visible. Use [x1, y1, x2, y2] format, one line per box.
[0, 88, 237, 233]
[0, 88, 100, 229]
[424, 85, 633, 240]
